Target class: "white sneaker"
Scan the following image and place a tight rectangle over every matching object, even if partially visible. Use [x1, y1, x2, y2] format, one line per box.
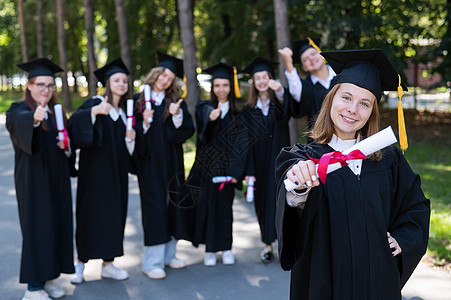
[44, 280, 65, 298]
[70, 261, 84, 284]
[22, 290, 52, 300]
[204, 252, 217, 267]
[101, 263, 129, 280]
[143, 267, 166, 280]
[222, 250, 235, 265]
[166, 258, 186, 269]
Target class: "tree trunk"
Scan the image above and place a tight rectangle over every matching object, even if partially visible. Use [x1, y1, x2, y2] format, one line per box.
[177, 0, 200, 122]
[83, 0, 98, 96]
[56, 0, 72, 109]
[18, 0, 28, 62]
[273, 0, 297, 144]
[36, 0, 45, 57]
[114, 0, 133, 83]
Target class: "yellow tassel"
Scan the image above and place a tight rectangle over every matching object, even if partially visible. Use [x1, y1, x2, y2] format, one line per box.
[233, 67, 242, 98]
[181, 75, 187, 98]
[97, 85, 102, 95]
[308, 37, 322, 53]
[397, 74, 408, 153]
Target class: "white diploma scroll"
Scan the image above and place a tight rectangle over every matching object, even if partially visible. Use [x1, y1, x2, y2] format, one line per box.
[126, 99, 134, 130]
[284, 126, 398, 191]
[246, 177, 255, 203]
[212, 176, 233, 183]
[144, 84, 153, 123]
[54, 104, 65, 142]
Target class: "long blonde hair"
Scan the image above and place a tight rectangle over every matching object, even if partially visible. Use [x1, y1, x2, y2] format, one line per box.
[311, 83, 382, 160]
[136, 67, 180, 119]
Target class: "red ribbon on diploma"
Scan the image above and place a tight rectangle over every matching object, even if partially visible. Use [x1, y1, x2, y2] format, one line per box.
[308, 150, 366, 184]
[58, 128, 69, 151]
[218, 179, 233, 191]
[127, 116, 136, 126]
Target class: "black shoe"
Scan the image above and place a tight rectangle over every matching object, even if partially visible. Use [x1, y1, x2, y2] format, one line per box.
[260, 248, 273, 263]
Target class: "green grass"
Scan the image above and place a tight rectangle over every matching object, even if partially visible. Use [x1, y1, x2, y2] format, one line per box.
[404, 143, 451, 262]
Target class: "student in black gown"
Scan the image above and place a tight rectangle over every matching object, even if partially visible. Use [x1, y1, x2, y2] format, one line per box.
[69, 58, 135, 284]
[278, 38, 336, 131]
[275, 49, 430, 300]
[6, 58, 74, 300]
[185, 63, 248, 266]
[241, 57, 291, 263]
[133, 52, 194, 280]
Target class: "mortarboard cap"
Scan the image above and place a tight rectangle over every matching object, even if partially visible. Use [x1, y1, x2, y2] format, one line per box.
[321, 49, 408, 102]
[94, 57, 129, 86]
[203, 62, 234, 80]
[17, 57, 63, 79]
[242, 57, 278, 76]
[292, 37, 321, 64]
[157, 51, 184, 78]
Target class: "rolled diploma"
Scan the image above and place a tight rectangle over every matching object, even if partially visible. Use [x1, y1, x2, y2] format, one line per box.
[284, 126, 398, 191]
[144, 84, 153, 123]
[54, 104, 65, 142]
[212, 176, 233, 183]
[126, 99, 134, 130]
[246, 177, 254, 202]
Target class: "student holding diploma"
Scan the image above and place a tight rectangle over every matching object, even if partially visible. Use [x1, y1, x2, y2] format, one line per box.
[69, 58, 135, 284]
[242, 57, 291, 264]
[184, 63, 248, 267]
[6, 58, 74, 300]
[275, 49, 430, 300]
[133, 52, 194, 280]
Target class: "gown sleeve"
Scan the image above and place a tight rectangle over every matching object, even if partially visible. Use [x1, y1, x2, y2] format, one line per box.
[388, 147, 430, 287]
[69, 98, 103, 149]
[6, 102, 37, 156]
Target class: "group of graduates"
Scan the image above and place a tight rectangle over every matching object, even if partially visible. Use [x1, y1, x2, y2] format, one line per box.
[7, 37, 430, 300]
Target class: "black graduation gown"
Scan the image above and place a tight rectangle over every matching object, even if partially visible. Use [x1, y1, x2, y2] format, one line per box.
[243, 93, 291, 244]
[184, 101, 248, 252]
[6, 101, 74, 284]
[69, 97, 130, 261]
[289, 75, 331, 129]
[133, 96, 194, 246]
[275, 143, 430, 300]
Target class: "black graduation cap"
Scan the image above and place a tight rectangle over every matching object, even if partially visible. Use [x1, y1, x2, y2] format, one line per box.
[157, 51, 184, 78]
[17, 57, 63, 79]
[94, 57, 129, 86]
[321, 49, 408, 102]
[292, 37, 321, 64]
[242, 57, 278, 76]
[203, 62, 234, 80]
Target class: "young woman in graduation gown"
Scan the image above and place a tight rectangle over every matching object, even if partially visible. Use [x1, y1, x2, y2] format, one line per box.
[184, 63, 248, 266]
[241, 57, 291, 263]
[69, 58, 136, 284]
[6, 58, 74, 300]
[133, 52, 195, 280]
[276, 49, 430, 300]
[279, 38, 336, 132]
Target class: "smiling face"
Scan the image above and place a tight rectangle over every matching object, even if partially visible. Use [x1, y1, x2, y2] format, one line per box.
[109, 72, 129, 98]
[330, 83, 376, 140]
[212, 78, 231, 103]
[154, 68, 176, 93]
[27, 76, 55, 105]
[300, 47, 324, 73]
[253, 70, 270, 93]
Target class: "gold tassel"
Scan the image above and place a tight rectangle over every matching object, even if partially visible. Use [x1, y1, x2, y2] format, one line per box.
[397, 74, 408, 153]
[233, 67, 242, 98]
[97, 85, 102, 95]
[308, 37, 322, 53]
[181, 75, 187, 98]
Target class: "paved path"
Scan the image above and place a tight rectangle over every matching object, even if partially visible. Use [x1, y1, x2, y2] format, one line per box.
[0, 114, 450, 300]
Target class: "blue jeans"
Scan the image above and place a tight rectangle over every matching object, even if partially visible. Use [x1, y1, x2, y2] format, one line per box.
[28, 282, 45, 291]
[142, 238, 177, 272]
